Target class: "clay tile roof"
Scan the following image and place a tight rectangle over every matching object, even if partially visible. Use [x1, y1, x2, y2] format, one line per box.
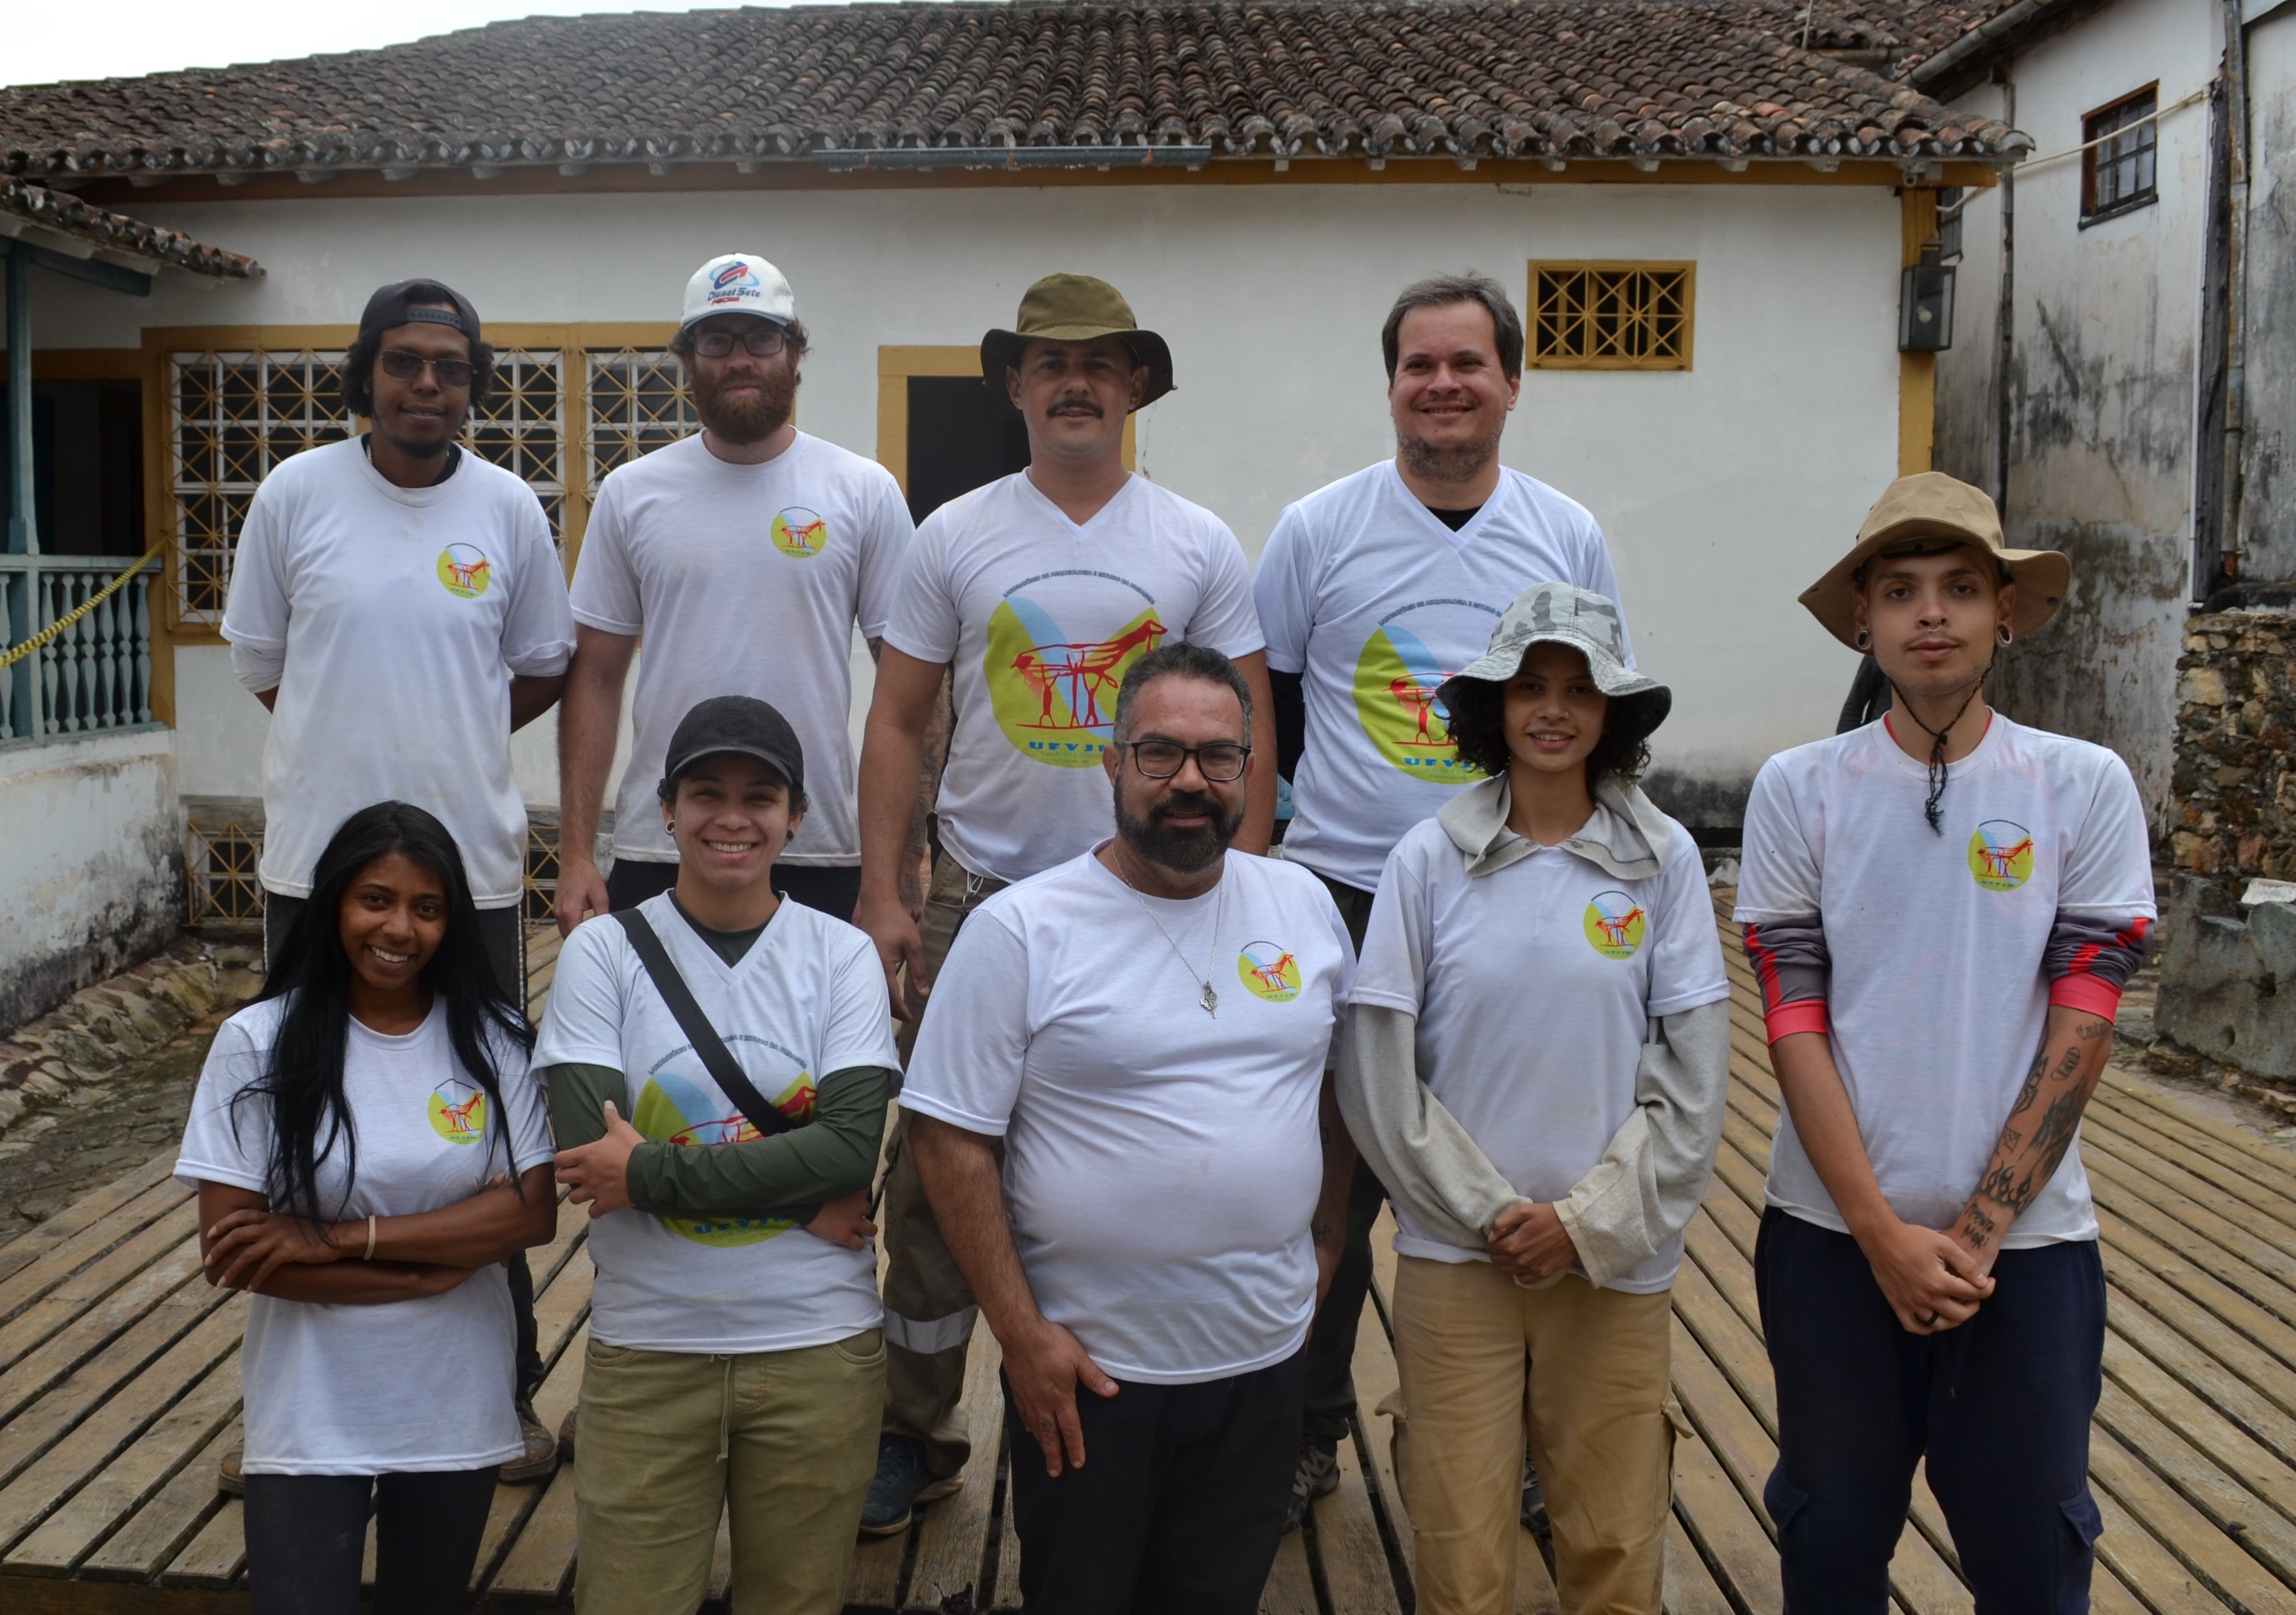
[0, 175, 260, 277]
[0, 1, 2027, 183]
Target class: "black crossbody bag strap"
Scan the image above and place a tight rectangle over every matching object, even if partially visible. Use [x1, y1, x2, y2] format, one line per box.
[613, 909, 795, 1137]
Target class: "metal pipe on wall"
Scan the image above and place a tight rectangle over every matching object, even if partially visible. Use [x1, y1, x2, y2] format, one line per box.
[1995, 70, 2017, 517]
[5, 244, 35, 556]
[2220, 0, 2251, 583]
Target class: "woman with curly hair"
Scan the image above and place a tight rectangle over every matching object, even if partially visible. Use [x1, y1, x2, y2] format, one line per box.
[176, 802, 558, 1615]
[1335, 582, 1730, 1615]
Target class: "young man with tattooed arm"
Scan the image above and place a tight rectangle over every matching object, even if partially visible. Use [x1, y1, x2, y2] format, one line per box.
[1735, 474, 2154, 1613]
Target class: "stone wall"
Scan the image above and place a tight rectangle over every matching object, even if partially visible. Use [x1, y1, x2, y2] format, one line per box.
[2166, 611, 2296, 885]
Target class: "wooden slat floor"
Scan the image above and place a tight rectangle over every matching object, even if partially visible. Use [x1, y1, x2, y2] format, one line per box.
[7, 906, 2296, 1611]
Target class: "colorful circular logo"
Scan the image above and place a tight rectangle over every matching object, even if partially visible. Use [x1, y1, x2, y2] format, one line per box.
[985, 571, 1166, 768]
[633, 1048, 815, 1246]
[436, 544, 492, 598]
[1237, 942, 1303, 1003]
[1968, 820, 2036, 891]
[1582, 891, 1648, 961]
[427, 1078, 487, 1145]
[1352, 599, 1501, 784]
[770, 506, 828, 559]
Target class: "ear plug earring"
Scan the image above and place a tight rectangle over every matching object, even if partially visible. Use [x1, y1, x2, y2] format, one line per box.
[1854, 629, 1871, 651]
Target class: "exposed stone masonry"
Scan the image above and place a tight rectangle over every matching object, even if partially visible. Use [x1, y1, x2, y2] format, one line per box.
[2167, 610, 2296, 886]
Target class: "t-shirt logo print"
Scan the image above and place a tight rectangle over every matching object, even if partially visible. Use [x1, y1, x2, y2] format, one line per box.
[427, 1078, 487, 1145]
[436, 544, 492, 599]
[1236, 942, 1303, 1003]
[1353, 599, 1499, 783]
[632, 1046, 816, 1245]
[1968, 819, 2037, 892]
[769, 507, 829, 559]
[1582, 891, 1648, 961]
[986, 571, 1166, 768]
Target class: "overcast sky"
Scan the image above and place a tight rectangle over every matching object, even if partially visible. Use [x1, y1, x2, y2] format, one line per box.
[6, 1, 832, 89]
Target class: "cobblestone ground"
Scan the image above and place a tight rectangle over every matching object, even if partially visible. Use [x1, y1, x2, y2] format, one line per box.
[0, 1015, 223, 1247]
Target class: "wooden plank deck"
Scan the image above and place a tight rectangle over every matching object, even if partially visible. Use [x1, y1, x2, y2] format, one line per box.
[6, 907, 2296, 1610]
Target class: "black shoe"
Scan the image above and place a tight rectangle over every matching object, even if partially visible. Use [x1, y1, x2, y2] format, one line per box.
[1283, 1440, 1341, 1533]
[1521, 1451, 1552, 1538]
[860, 1434, 962, 1536]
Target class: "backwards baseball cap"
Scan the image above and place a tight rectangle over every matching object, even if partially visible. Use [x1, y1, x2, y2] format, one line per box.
[682, 254, 796, 329]
[359, 279, 482, 345]
[658, 696, 806, 803]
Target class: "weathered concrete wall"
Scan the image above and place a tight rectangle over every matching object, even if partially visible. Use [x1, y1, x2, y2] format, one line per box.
[0, 730, 184, 1031]
[1938, 0, 2221, 826]
[2157, 876, 2296, 1080]
[2166, 608, 2296, 881]
[2236, 9, 2296, 580]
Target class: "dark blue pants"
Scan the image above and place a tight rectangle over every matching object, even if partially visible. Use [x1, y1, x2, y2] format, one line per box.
[1756, 1209, 2106, 1614]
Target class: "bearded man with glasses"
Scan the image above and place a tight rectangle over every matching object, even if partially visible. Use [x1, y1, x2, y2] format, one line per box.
[219, 277, 576, 1489]
[902, 643, 1356, 1614]
[556, 254, 914, 932]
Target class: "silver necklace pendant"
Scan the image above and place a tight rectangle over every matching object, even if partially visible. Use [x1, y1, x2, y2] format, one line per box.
[1198, 980, 1220, 1018]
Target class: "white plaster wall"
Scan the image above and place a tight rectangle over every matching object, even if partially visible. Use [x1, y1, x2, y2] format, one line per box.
[18, 179, 1907, 817]
[0, 729, 183, 1027]
[2237, 8, 2296, 578]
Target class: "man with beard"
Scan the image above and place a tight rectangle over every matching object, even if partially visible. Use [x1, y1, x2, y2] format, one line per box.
[557, 254, 913, 929]
[902, 645, 1356, 1612]
[1250, 272, 1632, 1529]
[220, 277, 574, 1487]
[853, 274, 1271, 1531]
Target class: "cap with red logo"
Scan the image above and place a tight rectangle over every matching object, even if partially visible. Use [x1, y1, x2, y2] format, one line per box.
[681, 254, 795, 329]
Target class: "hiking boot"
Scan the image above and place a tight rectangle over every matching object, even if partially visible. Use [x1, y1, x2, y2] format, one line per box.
[860, 1434, 962, 1536]
[499, 1398, 561, 1484]
[557, 1406, 578, 1463]
[1521, 1450, 1553, 1541]
[1283, 1440, 1341, 1533]
[218, 1447, 245, 1497]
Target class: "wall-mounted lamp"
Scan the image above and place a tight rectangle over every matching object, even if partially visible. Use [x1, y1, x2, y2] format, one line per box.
[1899, 246, 1956, 352]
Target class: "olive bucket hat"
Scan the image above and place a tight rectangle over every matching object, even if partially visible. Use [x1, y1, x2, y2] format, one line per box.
[1436, 582, 1672, 747]
[980, 274, 1175, 409]
[1800, 471, 2070, 648]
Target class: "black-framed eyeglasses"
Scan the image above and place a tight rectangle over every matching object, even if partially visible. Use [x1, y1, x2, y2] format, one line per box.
[378, 349, 475, 388]
[1123, 741, 1251, 782]
[692, 325, 790, 359]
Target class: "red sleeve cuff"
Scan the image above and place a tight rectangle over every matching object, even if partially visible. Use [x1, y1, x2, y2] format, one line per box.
[1764, 1001, 1831, 1042]
[2048, 975, 2123, 1020]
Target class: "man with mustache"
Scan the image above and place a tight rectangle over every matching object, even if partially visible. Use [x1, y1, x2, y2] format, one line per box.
[854, 274, 1274, 1531]
[1252, 272, 1633, 1529]
[902, 645, 1356, 1612]
[557, 254, 913, 931]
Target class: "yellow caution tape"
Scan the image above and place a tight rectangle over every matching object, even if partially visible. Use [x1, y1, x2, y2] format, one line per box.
[0, 541, 167, 671]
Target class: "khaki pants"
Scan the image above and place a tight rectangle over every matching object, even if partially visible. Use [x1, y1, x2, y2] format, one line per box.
[573, 1330, 885, 1615]
[1390, 1257, 1676, 1615]
[881, 855, 1005, 1476]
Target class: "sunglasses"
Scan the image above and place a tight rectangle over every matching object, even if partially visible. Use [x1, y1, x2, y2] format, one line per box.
[378, 349, 476, 389]
[691, 325, 790, 359]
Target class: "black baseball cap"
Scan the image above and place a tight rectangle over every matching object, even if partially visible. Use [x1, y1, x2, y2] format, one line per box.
[359, 279, 484, 346]
[658, 696, 805, 802]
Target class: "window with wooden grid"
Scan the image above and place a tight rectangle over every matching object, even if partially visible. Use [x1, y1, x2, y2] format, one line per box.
[2083, 86, 2158, 223]
[167, 346, 577, 626]
[585, 348, 698, 494]
[1528, 263, 1695, 371]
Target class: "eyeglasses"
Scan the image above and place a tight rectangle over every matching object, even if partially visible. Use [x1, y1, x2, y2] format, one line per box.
[378, 349, 475, 389]
[1123, 741, 1251, 782]
[692, 326, 790, 359]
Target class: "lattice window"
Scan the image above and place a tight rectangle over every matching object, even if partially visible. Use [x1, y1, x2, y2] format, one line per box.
[185, 811, 266, 928]
[1528, 263, 1695, 371]
[170, 351, 353, 623]
[586, 348, 697, 493]
[467, 347, 569, 544]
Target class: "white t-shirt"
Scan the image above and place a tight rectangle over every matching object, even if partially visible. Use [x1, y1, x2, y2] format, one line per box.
[1352, 813, 1729, 1290]
[571, 432, 913, 867]
[531, 892, 900, 1352]
[883, 472, 1263, 884]
[1254, 461, 1629, 893]
[222, 440, 576, 905]
[175, 996, 554, 1475]
[1735, 715, 2156, 1245]
[901, 849, 1353, 1383]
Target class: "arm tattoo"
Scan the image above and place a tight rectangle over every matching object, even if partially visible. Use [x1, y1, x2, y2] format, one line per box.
[1957, 1203, 1998, 1249]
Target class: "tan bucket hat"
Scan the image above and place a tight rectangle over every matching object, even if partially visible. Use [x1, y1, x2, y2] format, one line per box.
[980, 274, 1174, 410]
[1799, 471, 2070, 649]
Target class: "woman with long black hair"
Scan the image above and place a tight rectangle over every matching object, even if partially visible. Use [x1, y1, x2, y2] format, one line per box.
[177, 801, 557, 1615]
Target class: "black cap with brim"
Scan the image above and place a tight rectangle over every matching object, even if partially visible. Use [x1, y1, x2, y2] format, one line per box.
[658, 696, 805, 803]
[359, 279, 483, 347]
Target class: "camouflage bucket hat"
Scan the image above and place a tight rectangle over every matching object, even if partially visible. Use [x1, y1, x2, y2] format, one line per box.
[1436, 582, 1672, 741]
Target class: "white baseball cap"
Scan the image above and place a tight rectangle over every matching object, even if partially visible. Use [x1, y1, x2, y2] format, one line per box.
[681, 254, 795, 328]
